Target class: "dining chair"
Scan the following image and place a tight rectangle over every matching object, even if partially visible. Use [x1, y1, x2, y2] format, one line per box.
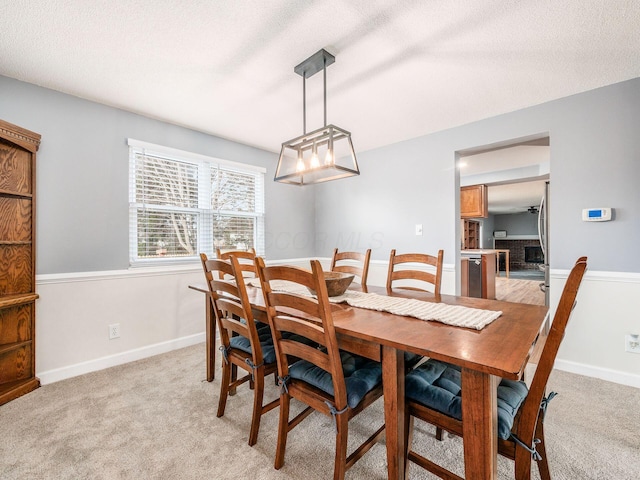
[255, 257, 385, 480]
[404, 256, 588, 480]
[386, 249, 444, 296]
[199, 253, 279, 446]
[216, 247, 257, 279]
[330, 248, 371, 291]
[386, 249, 444, 369]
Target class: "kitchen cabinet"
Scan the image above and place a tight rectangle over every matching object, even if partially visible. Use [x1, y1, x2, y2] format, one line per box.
[0, 119, 40, 405]
[461, 184, 488, 218]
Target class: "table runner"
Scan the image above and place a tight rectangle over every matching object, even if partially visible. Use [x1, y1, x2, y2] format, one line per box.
[248, 280, 501, 330]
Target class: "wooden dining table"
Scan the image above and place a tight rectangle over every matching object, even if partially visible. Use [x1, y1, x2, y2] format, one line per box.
[189, 281, 549, 480]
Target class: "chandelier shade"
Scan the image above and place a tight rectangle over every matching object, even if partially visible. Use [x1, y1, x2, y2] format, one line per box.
[275, 49, 360, 186]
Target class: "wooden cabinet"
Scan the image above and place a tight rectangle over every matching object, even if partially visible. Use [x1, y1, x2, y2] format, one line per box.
[0, 119, 40, 405]
[460, 253, 496, 300]
[461, 184, 488, 218]
[463, 220, 480, 249]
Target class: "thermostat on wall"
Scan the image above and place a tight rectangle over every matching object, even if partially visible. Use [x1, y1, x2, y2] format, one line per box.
[582, 207, 612, 222]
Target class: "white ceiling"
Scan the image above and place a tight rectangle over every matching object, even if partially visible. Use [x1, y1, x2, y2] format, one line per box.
[460, 144, 549, 214]
[1, 1, 640, 156]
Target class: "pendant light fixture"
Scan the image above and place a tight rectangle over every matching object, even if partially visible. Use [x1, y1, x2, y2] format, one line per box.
[275, 49, 360, 185]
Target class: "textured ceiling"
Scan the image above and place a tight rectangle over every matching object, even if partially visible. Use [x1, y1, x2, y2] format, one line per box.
[461, 145, 549, 214]
[1, 0, 640, 155]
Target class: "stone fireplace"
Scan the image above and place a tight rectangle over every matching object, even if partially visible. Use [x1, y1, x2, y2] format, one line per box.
[494, 238, 543, 271]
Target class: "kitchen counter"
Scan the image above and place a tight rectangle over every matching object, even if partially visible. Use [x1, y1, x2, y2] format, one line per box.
[462, 249, 509, 278]
[462, 249, 499, 255]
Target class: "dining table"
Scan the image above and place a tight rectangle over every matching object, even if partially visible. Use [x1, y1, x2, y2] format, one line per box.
[189, 280, 549, 480]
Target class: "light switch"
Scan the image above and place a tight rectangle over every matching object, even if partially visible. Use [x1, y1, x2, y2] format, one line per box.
[415, 224, 423, 236]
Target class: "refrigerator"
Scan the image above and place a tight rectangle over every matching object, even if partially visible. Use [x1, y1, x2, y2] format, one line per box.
[538, 181, 550, 306]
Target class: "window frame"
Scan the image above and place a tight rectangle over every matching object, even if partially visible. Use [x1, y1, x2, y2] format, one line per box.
[128, 138, 265, 267]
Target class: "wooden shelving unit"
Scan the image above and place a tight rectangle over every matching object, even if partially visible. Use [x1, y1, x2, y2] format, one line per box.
[463, 219, 480, 249]
[0, 119, 41, 406]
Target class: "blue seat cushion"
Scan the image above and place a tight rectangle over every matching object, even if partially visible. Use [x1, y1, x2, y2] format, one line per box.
[405, 359, 528, 440]
[229, 321, 276, 364]
[288, 352, 382, 409]
[405, 352, 423, 369]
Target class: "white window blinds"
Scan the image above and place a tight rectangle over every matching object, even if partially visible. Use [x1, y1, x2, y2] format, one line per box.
[128, 139, 265, 266]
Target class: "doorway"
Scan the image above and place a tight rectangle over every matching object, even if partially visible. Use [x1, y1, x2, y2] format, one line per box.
[457, 136, 550, 306]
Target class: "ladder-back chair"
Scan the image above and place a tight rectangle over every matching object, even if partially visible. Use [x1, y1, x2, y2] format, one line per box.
[404, 256, 588, 480]
[330, 248, 371, 291]
[386, 249, 444, 296]
[386, 249, 444, 368]
[255, 257, 385, 480]
[200, 253, 278, 446]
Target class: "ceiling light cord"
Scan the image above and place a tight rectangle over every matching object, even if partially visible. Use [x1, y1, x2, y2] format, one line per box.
[323, 56, 327, 127]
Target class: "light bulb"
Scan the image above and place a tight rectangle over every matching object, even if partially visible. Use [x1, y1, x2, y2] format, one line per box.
[324, 147, 334, 165]
[310, 143, 319, 168]
[296, 151, 305, 172]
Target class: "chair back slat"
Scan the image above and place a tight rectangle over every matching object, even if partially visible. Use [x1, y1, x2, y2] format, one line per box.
[255, 257, 348, 407]
[269, 291, 324, 318]
[386, 249, 444, 295]
[280, 337, 333, 372]
[216, 248, 257, 279]
[331, 248, 371, 288]
[272, 315, 327, 346]
[391, 269, 438, 285]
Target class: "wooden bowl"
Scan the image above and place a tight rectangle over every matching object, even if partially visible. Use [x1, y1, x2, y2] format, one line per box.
[308, 271, 355, 297]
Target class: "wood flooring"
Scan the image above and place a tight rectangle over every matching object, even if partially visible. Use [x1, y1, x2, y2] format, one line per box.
[495, 276, 545, 306]
[493, 275, 548, 373]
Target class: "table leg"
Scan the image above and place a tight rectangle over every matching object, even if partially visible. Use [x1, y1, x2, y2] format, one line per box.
[496, 250, 510, 278]
[205, 295, 215, 382]
[461, 368, 498, 479]
[505, 251, 510, 278]
[382, 345, 405, 480]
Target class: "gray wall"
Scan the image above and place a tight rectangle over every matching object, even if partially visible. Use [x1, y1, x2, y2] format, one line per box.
[3, 74, 639, 274]
[315, 135, 456, 262]
[479, 215, 495, 249]
[316, 78, 640, 272]
[0, 75, 315, 274]
[494, 212, 538, 236]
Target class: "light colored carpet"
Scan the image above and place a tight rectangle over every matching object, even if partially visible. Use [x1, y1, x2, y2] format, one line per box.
[1, 345, 638, 479]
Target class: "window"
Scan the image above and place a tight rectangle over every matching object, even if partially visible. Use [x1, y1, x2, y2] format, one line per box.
[128, 139, 265, 266]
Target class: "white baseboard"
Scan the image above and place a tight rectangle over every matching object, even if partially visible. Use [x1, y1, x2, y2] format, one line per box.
[38, 332, 205, 385]
[554, 359, 640, 389]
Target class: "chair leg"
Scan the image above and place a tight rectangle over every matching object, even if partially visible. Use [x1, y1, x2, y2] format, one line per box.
[229, 364, 238, 395]
[274, 393, 290, 470]
[535, 421, 551, 480]
[217, 360, 232, 418]
[333, 413, 349, 480]
[404, 412, 414, 478]
[248, 369, 265, 446]
[436, 427, 444, 441]
[513, 438, 533, 480]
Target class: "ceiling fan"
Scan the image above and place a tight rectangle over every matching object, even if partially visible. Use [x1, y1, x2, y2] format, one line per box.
[528, 206, 539, 214]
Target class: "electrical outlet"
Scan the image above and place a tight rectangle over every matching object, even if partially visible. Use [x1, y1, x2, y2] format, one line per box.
[109, 323, 120, 340]
[625, 334, 640, 354]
